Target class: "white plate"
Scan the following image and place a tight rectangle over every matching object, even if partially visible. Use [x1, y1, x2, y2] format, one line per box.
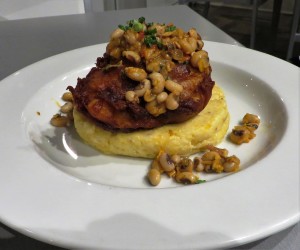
[0, 42, 299, 249]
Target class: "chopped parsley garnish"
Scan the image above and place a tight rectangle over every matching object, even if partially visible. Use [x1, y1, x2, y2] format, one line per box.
[144, 28, 164, 48]
[118, 17, 145, 32]
[145, 28, 157, 35]
[118, 24, 129, 31]
[196, 179, 206, 184]
[165, 25, 176, 32]
[132, 20, 143, 32]
[138, 17, 145, 23]
[144, 28, 160, 47]
[118, 17, 165, 48]
[144, 34, 157, 47]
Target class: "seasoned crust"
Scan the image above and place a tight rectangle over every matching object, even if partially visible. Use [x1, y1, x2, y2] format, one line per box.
[69, 55, 214, 132]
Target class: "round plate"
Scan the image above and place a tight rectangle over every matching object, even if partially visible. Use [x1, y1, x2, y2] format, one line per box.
[0, 42, 299, 249]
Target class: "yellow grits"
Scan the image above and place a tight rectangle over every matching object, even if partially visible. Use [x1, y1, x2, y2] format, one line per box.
[73, 85, 229, 158]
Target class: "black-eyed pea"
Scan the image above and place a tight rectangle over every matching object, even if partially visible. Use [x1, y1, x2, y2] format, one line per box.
[143, 89, 156, 102]
[197, 40, 204, 50]
[212, 162, 224, 173]
[134, 79, 151, 97]
[223, 156, 240, 172]
[156, 92, 168, 103]
[163, 53, 172, 61]
[124, 67, 147, 82]
[242, 113, 260, 126]
[143, 46, 157, 60]
[165, 60, 175, 72]
[201, 151, 221, 162]
[175, 172, 199, 184]
[245, 123, 259, 132]
[124, 30, 137, 45]
[145, 100, 166, 116]
[187, 37, 197, 52]
[62, 92, 73, 102]
[201, 151, 222, 173]
[60, 102, 73, 113]
[230, 125, 255, 145]
[193, 157, 204, 172]
[203, 164, 212, 173]
[50, 114, 70, 127]
[197, 57, 210, 73]
[176, 157, 193, 173]
[165, 93, 179, 110]
[125, 91, 139, 103]
[151, 159, 164, 173]
[166, 169, 176, 178]
[175, 28, 185, 38]
[178, 39, 194, 54]
[169, 48, 184, 61]
[174, 40, 181, 49]
[190, 50, 208, 68]
[188, 28, 198, 39]
[158, 152, 175, 172]
[160, 67, 169, 80]
[146, 60, 161, 72]
[110, 28, 125, 39]
[206, 145, 229, 158]
[171, 154, 182, 164]
[122, 51, 141, 64]
[147, 169, 161, 186]
[203, 162, 223, 173]
[165, 80, 183, 95]
[149, 72, 165, 94]
[109, 47, 122, 59]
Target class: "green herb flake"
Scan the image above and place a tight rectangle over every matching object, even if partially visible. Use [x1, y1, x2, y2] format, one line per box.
[165, 25, 176, 32]
[145, 28, 157, 35]
[119, 18, 145, 32]
[118, 24, 128, 31]
[127, 19, 134, 27]
[144, 35, 157, 47]
[132, 20, 143, 32]
[138, 17, 145, 23]
[196, 179, 206, 184]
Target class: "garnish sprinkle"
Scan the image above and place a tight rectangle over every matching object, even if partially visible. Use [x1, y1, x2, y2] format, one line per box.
[196, 179, 206, 184]
[165, 25, 176, 32]
[118, 17, 164, 48]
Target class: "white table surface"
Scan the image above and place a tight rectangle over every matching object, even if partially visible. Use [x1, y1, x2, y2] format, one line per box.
[0, 5, 299, 250]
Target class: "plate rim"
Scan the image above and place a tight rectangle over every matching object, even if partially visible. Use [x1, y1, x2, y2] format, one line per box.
[0, 41, 299, 249]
